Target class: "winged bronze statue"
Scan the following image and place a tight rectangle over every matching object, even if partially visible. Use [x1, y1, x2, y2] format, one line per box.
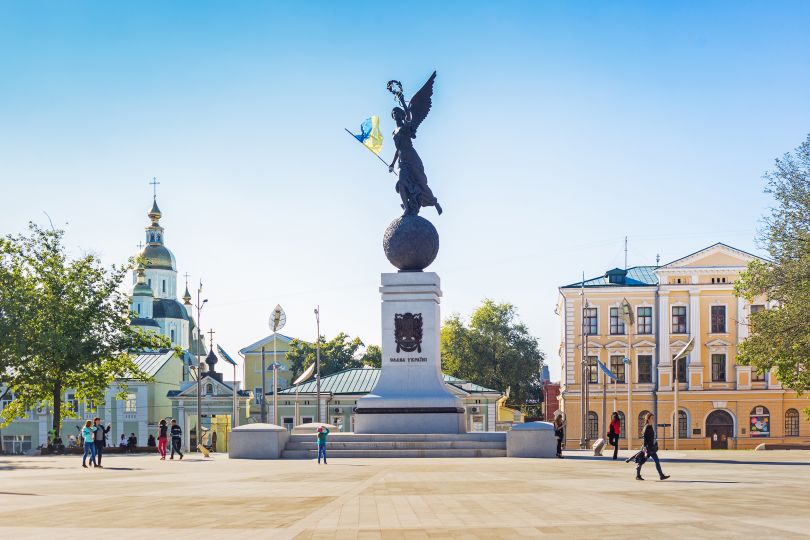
[387, 71, 442, 216]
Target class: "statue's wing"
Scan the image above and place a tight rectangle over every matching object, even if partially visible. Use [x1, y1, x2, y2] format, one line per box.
[408, 71, 436, 135]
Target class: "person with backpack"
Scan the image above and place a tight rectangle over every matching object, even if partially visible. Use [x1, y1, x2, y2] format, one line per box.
[81, 420, 97, 468]
[157, 419, 169, 460]
[169, 419, 183, 460]
[608, 412, 621, 460]
[635, 412, 670, 481]
[316, 426, 330, 464]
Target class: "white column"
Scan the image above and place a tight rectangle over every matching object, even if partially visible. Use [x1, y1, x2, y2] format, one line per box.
[116, 386, 124, 444]
[178, 404, 186, 450]
[689, 290, 702, 366]
[487, 400, 497, 432]
[137, 386, 148, 444]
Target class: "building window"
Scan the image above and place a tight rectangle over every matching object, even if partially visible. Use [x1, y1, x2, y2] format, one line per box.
[585, 356, 598, 384]
[637, 355, 652, 384]
[637, 410, 650, 438]
[583, 308, 597, 335]
[677, 410, 688, 439]
[617, 411, 626, 439]
[206, 384, 214, 396]
[254, 387, 262, 405]
[785, 409, 800, 437]
[711, 354, 726, 382]
[301, 417, 313, 424]
[672, 306, 687, 334]
[124, 393, 137, 413]
[587, 412, 599, 440]
[610, 355, 626, 383]
[1, 435, 32, 455]
[0, 391, 14, 410]
[749, 304, 765, 331]
[674, 355, 687, 383]
[711, 305, 726, 333]
[609, 307, 625, 335]
[637, 307, 652, 334]
[66, 393, 79, 413]
[750, 406, 770, 437]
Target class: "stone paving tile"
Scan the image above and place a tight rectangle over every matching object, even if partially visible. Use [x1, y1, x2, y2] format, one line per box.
[1, 451, 809, 539]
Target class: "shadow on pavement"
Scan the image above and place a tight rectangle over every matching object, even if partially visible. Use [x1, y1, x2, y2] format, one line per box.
[0, 492, 40, 495]
[662, 480, 745, 484]
[562, 454, 810, 467]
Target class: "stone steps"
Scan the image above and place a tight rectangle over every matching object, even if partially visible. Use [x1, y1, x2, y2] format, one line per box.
[285, 440, 506, 450]
[281, 448, 507, 459]
[281, 432, 507, 459]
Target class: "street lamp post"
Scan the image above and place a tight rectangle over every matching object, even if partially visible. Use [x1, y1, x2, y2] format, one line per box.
[269, 304, 286, 426]
[270, 362, 282, 424]
[260, 346, 267, 423]
[194, 283, 208, 452]
[314, 306, 321, 424]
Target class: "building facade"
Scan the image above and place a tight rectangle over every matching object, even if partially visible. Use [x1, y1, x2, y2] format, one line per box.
[558, 243, 810, 450]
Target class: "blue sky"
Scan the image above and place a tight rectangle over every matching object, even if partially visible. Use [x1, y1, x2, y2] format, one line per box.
[1, 1, 809, 382]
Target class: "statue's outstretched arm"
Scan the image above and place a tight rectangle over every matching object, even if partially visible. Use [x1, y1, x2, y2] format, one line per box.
[389, 150, 400, 173]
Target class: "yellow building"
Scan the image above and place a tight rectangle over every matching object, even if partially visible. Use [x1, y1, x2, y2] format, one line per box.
[239, 333, 297, 420]
[557, 243, 810, 450]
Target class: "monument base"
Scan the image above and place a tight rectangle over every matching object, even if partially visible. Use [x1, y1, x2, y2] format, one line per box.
[354, 408, 465, 434]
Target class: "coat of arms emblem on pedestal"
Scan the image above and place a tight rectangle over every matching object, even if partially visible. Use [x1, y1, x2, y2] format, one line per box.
[394, 313, 423, 353]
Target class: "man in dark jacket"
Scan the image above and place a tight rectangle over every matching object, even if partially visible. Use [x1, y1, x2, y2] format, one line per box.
[636, 412, 670, 481]
[169, 419, 183, 460]
[92, 417, 111, 468]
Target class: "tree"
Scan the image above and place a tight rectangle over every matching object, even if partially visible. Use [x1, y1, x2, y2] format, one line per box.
[736, 134, 810, 407]
[360, 344, 382, 368]
[441, 299, 544, 415]
[0, 224, 168, 437]
[286, 332, 367, 381]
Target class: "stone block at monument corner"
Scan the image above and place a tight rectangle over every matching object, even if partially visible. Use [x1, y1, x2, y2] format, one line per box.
[506, 421, 557, 458]
[229, 423, 288, 459]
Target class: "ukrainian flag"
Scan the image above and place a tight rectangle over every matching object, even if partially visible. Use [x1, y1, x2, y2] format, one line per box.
[353, 115, 383, 154]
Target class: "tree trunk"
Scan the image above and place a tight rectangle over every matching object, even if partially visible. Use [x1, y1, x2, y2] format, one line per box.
[52, 380, 62, 438]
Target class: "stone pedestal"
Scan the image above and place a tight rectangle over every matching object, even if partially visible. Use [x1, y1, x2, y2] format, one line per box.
[354, 272, 465, 433]
[506, 421, 557, 458]
[228, 423, 288, 459]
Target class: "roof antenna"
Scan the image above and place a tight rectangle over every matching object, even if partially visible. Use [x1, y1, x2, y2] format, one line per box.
[624, 236, 628, 270]
[656, 253, 661, 266]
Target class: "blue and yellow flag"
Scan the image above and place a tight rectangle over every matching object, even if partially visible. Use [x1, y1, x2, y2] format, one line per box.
[353, 115, 383, 154]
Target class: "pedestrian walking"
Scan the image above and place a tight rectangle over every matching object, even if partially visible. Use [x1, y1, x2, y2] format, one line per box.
[157, 419, 168, 460]
[635, 412, 670, 481]
[608, 412, 621, 460]
[92, 417, 111, 468]
[553, 414, 566, 458]
[170, 419, 183, 460]
[316, 426, 330, 464]
[81, 420, 97, 468]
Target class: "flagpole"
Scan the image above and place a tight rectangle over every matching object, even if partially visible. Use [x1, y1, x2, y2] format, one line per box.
[344, 128, 398, 175]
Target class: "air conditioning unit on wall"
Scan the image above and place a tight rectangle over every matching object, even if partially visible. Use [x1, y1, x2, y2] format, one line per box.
[332, 407, 343, 414]
[470, 406, 481, 414]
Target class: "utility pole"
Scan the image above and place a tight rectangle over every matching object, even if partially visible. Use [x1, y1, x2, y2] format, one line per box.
[579, 273, 587, 449]
[624, 236, 628, 269]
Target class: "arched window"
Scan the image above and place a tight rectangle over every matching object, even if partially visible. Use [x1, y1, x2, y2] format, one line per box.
[587, 412, 599, 440]
[785, 408, 800, 437]
[750, 405, 770, 437]
[616, 411, 626, 439]
[676, 410, 688, 439]
[206, 383, 214, 396]
[638, 410, 651, 438]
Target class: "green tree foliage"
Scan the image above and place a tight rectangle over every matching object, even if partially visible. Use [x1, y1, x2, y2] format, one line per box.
[441, 299, 544, 415]
[360, 344, 382, 368]
[736, 134, 810, 404]
[0, 224, 169, 436]
[286, 332, 368, 381]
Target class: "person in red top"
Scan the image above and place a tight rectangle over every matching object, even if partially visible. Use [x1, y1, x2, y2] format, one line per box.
[608, 412, 621, 460]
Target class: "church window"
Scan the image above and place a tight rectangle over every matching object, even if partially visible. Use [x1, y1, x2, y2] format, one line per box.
[162, 280, 166, 293]
[206, 384, 214, 396]
[170, 329, 175, 342]
[148, 279, 152, 287]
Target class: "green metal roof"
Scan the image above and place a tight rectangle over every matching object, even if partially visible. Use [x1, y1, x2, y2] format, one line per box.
[278, 368, 501, 395]
[561, 265, 658, 289]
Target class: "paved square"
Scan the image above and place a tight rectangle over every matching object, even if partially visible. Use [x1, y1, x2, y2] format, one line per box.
[1, 450, 809, 539]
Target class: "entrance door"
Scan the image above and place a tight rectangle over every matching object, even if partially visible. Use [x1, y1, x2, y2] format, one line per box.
[706, 410, 734, 449]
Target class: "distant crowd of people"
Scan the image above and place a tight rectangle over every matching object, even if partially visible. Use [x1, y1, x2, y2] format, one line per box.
[553, 410, 670, 481]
